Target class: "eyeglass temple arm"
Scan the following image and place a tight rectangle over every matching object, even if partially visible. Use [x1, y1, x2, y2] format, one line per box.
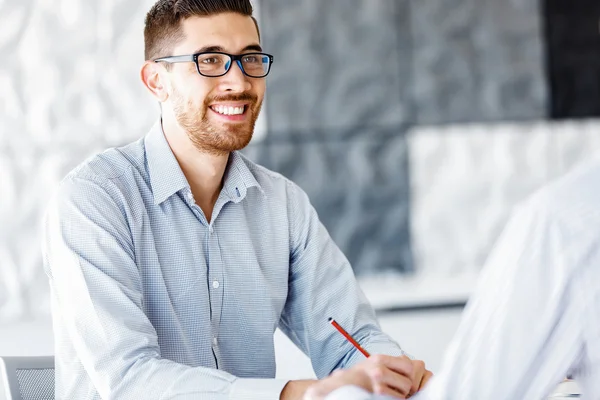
[153, 55, 195, 63]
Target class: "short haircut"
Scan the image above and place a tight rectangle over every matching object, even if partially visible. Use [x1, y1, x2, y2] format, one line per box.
[144, 0, 259, 61]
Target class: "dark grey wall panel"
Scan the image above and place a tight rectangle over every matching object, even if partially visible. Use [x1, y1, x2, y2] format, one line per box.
[544, 0, 600, 118]
[260, 0, 413, 137]
[410, 0, 547, 124]
[256, 0, 550, 276]
[251, 131, 413, 276]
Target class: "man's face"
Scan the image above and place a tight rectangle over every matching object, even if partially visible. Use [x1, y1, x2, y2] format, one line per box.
[164, 13, 265, 155]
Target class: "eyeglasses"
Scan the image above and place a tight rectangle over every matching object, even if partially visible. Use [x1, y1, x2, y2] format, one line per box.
[154, 51, 274, 78]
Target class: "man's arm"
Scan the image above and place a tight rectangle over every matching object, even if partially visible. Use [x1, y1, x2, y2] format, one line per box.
[43, 176, 288, 400]
[281, 355, 427, 400]
[281, 381, 317, 400]
[277, 182, 430, 398]
[278, 182, 404, 376]
[304, 355, 419, 400]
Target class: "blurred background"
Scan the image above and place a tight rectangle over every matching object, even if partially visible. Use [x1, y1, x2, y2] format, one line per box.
[1, 0, 600, 379]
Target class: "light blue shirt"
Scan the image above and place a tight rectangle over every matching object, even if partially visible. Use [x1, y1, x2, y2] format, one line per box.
[42, 120, 404, 400]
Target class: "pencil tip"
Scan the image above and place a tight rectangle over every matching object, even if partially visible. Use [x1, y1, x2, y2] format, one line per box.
[328, 317, 333, 322]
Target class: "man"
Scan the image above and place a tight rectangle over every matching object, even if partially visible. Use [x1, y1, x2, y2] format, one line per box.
[305, 155, 600, 399]
[42, 1, 432, 399]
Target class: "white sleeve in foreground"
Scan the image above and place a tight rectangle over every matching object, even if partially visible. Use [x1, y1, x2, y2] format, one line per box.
[414, 201, 586, 400]
[324, 386, 395, 400]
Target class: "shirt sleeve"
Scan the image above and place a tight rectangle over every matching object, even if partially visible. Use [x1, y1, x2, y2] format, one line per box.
[412, 199, 587, 400]
[43, 176, 288, 400]
[278, 182, 405, 379]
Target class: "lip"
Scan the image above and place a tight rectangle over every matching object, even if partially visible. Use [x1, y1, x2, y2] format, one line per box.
[208, 102, 250, 108]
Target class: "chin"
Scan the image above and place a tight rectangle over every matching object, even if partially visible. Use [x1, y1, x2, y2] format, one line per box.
[186, 127, 254, 155]
[216, 123, 255, 150]
[178, 107, 258, 154]
[221, 133, 253, 152]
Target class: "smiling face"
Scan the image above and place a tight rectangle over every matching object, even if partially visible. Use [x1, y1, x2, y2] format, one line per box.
[155, 12, 266, 155]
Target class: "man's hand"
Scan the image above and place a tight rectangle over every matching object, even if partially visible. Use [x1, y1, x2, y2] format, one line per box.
[303, 355, 433, 400]
[406, 358, 433, 396]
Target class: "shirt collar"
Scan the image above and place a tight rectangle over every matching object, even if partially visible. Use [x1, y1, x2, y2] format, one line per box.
[145, 119, 263, 205]
[222, 151, 264, 203]
[145, 120, 190, 205]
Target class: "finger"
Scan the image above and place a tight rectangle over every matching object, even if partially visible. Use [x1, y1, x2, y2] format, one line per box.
[370, 354, 414, 378]
[409, 360, 426, 394]
[371, 366, 413, 397]
[372, 382, 409, 399]
[420, 370, 434, 389]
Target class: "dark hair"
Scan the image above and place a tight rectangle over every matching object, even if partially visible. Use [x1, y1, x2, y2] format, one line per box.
[144, 0, 259, 61]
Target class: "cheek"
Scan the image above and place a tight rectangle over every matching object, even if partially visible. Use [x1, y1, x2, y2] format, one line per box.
[175, 89, 209, 112]
[173, 74, 213, 106]
[254, 80, 266, 100]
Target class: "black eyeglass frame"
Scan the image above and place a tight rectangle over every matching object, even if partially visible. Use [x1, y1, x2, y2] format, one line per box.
[153, 51, 274, 78]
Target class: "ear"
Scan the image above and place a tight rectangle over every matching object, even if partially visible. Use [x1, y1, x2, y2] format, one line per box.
[141, 61, 169, 102]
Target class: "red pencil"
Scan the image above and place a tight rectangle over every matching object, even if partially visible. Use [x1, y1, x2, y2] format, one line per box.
[329, 317, 371, 358]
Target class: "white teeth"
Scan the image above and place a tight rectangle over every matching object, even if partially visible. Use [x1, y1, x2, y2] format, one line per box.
[212, 105, 245, 115]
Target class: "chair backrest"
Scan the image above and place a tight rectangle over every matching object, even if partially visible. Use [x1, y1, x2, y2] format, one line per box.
[549, 379, 581, 399]
[0, 356, 54, 400]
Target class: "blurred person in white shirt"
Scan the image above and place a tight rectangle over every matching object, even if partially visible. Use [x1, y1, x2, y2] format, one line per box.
[305, 156, 600, 400]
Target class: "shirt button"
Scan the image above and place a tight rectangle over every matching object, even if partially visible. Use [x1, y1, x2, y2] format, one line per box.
[213, 337, 218, 346]
[212, 280, 220, 289]
[209, 226, 214, 234]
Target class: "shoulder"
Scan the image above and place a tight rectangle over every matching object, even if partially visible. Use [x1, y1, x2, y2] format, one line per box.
[50, 138, 147, 213]
[66, 138, 146, 183]
[520, 154, 600, 235]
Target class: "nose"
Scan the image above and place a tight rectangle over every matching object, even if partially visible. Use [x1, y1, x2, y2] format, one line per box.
[219, 60, 251, 92]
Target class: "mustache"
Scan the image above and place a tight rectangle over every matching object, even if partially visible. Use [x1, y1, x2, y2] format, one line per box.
[205, 92, 258, 105]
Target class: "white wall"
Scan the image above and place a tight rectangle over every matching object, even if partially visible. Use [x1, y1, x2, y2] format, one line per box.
[409, 119, 600, 279]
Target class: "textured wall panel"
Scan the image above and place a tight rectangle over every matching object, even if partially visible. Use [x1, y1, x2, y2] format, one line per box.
[1, 0, 158, 152]
[257, 132, 413, 276]
[551, 120, 600, 172]
[0, 0, 158, 321]
[409, 120, 600, 277]
[260, 0, 412, 137]
[0, 145, 104, 320]
[411, 0, 547, 124]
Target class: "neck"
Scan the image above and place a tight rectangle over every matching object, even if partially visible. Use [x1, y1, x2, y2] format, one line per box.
[161, 116, 229, 222]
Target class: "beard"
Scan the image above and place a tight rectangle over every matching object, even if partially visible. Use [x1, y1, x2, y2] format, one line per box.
[172, 90, 262, 156]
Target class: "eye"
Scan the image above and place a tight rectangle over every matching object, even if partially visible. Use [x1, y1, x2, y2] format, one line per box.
[242, 55, 260, 63]
[201, 57, 220, 64]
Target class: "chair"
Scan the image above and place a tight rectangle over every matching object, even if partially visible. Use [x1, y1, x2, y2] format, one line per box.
[0, 356, 54, 400]
[549, 379, 581, 399]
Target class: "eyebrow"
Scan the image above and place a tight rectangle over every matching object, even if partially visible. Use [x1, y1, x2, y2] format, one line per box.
[192, 44, 263, 54]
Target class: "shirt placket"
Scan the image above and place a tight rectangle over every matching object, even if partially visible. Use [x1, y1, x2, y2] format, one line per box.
[181, 188, 223, 366]
[207, 223, 225, 367]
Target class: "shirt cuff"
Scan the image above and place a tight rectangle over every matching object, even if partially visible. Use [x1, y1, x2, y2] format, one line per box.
[325, 385, 373, 400]
[364, 342, 406, 358]
[229, 378, 289, 400]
